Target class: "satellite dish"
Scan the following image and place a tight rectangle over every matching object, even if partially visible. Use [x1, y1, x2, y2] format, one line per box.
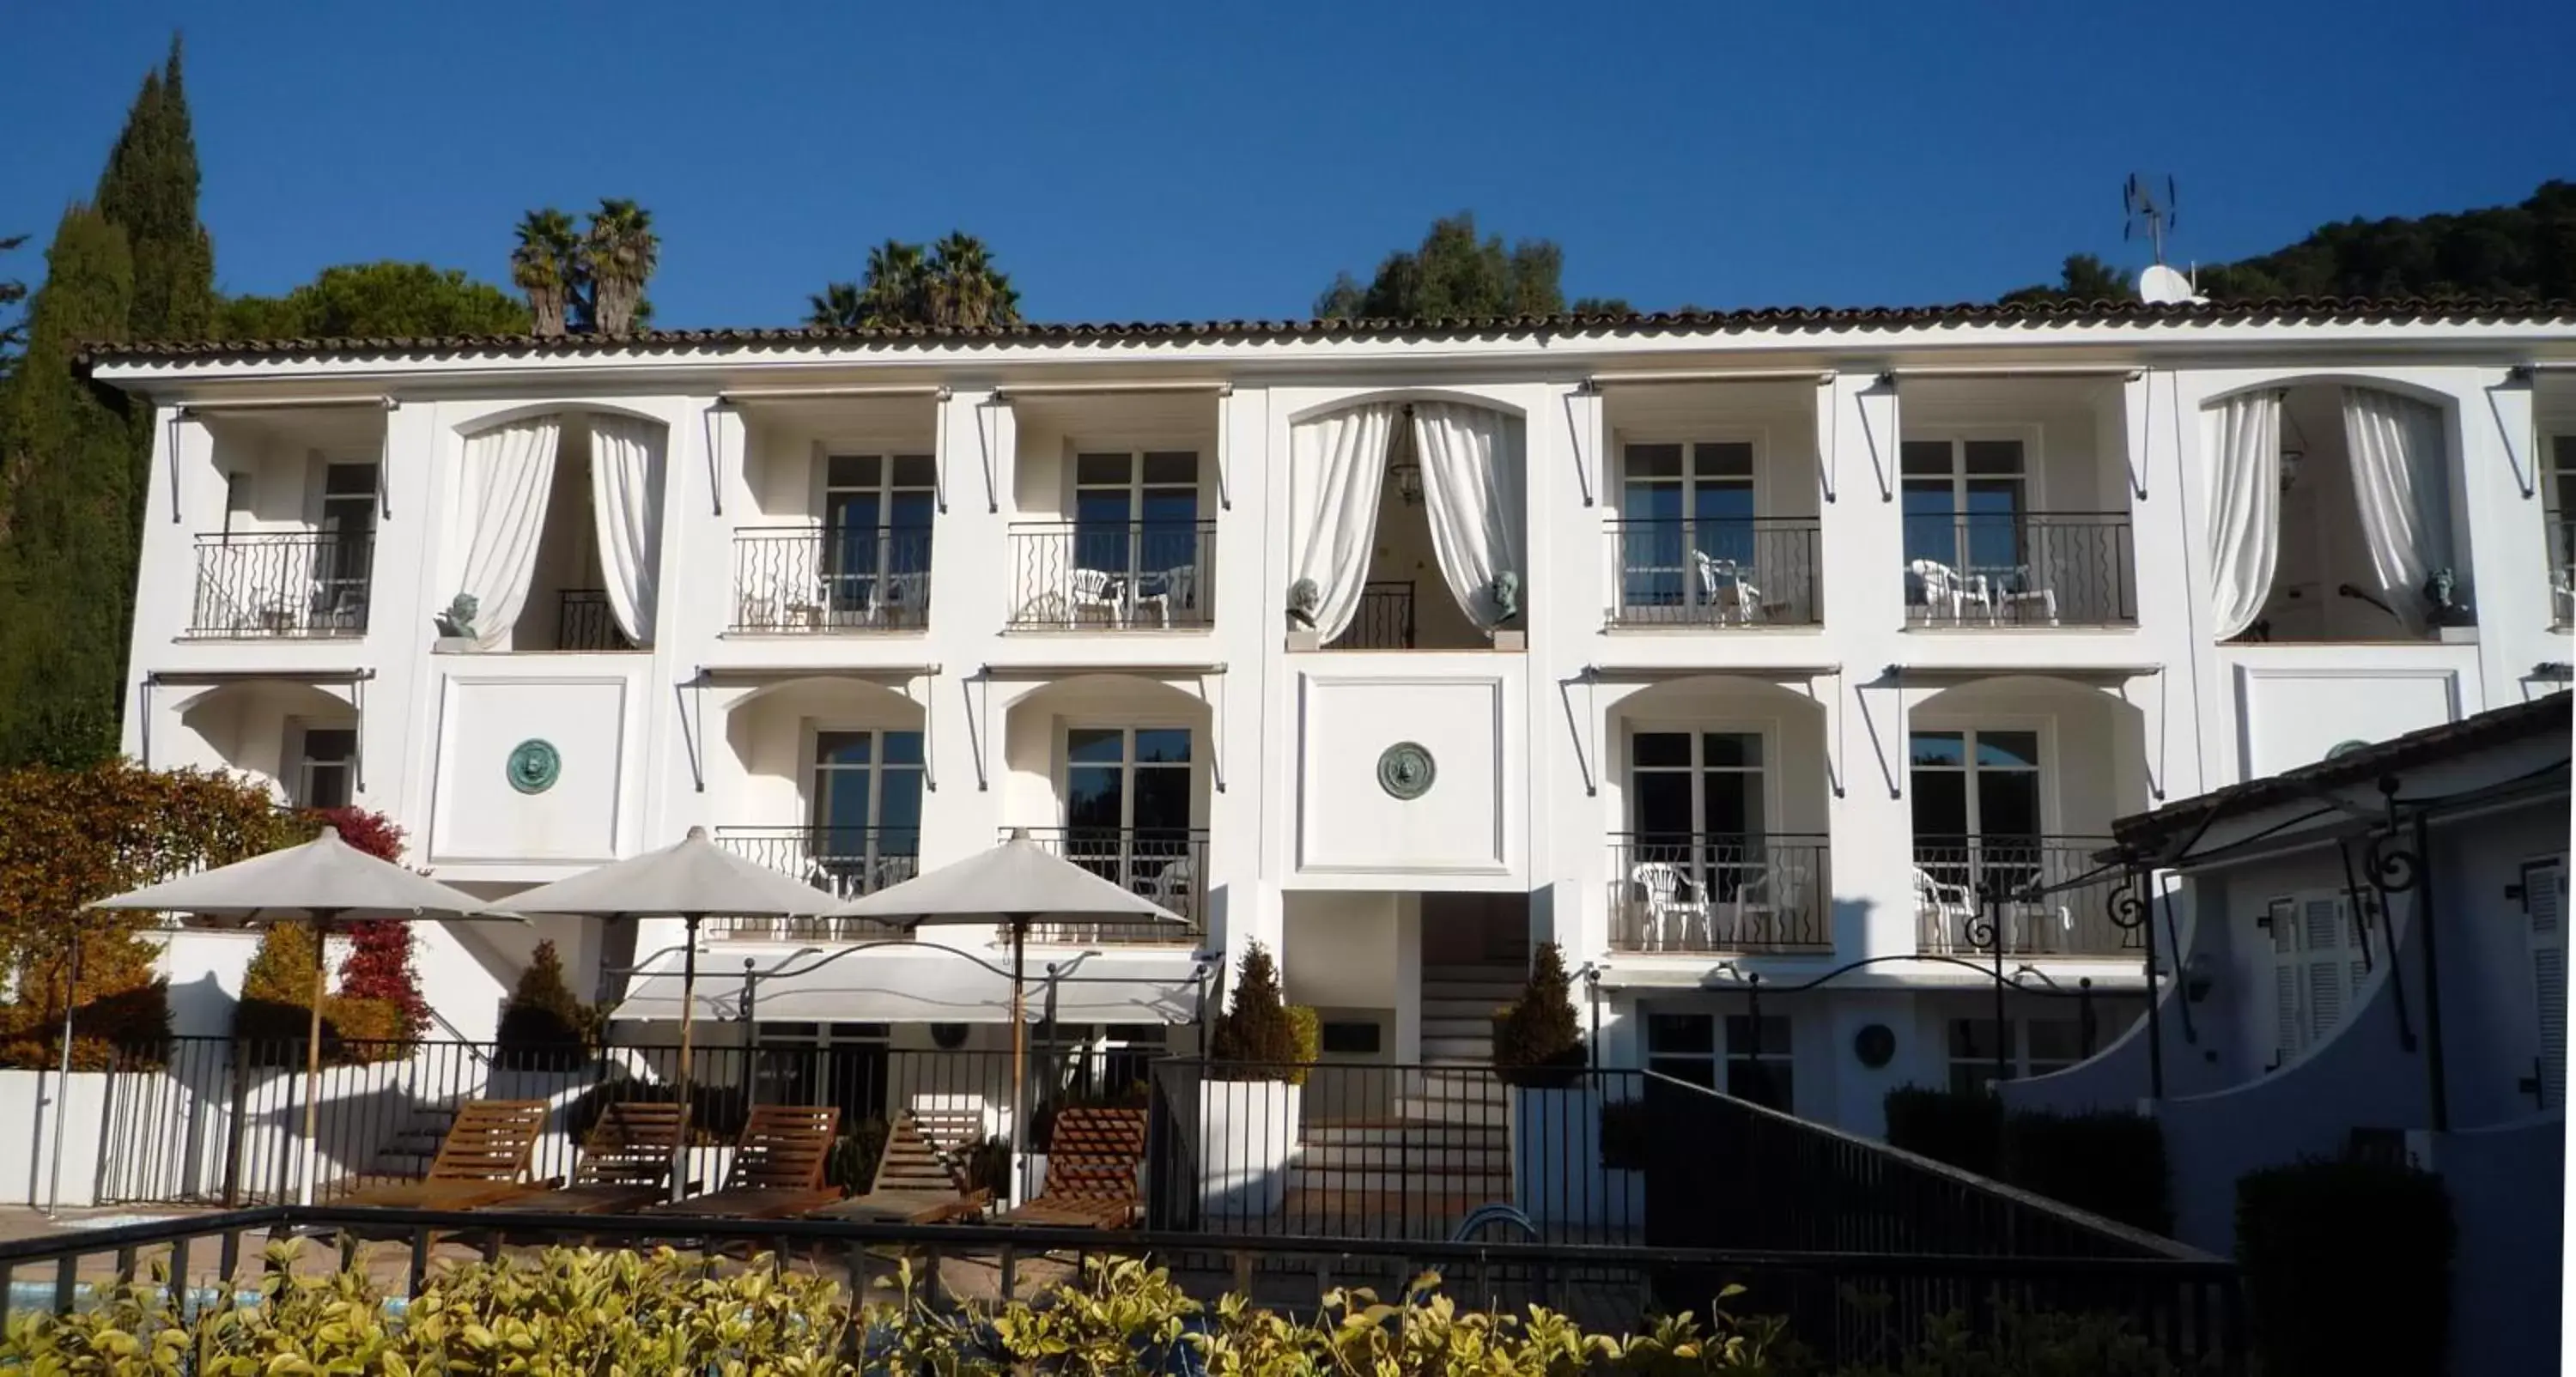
[2138, 264, 2197, 305]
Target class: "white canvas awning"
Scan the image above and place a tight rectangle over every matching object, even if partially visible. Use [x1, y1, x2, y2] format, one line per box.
[616, 945, 1208, 1026]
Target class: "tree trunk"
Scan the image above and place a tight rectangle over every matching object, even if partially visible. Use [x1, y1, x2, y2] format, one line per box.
[594, 276, 636, 335]
[529, 286, 567, 338]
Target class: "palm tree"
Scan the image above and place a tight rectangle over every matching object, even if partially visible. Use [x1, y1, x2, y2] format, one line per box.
[925, 233, 1020, 329]
[860, 239, 929, 325]
[583, 198, 659, 335]
[510, 209, 580, 337]
[805, 281, 866, 329]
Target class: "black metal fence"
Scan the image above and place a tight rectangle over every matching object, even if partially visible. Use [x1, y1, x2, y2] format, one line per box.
[554, 588, 635, 651]
[1006, 520, 1216, 630]
[1146, 1059, 1643, 1246]
[1902, 512, 2136, 627]
[1641, 1071, 2236, 1364]
[1325, 580, 1418, 649]
[1607, 518, 1822, 627]
[88, 1038, 1142, 1208]
[731, 526, 933, 632]
[1013, 828, 1207, 943]
[187, 531, 373, 637]
[1607, 834, 1832, 953]
[1912, 834, 2133, 955]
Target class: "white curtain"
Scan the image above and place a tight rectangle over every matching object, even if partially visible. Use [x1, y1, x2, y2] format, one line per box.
[589, 414, 666, 645]
[2342, 387, 2451, 633]
[1413, 402, 1526, 629]
[1285, 403, 1400, 642]
[2205, 391, 2281, 641]
[453, 416, 562, 650]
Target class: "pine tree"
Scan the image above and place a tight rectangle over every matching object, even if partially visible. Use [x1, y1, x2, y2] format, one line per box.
[94, 37, 215, 345]
[0, 206, 137, 767]
[495, 940, 597, 1069]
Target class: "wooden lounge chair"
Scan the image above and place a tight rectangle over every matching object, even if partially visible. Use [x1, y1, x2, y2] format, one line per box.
[992, 1107, 1146, 1229]
[481, 1100, 687, 1215]
[811, 1112, 988, 1225]
[335, 1100, 549, 1210]
[640, 1104, 843, 1220]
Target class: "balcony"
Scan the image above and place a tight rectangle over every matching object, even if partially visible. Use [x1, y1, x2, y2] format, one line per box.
[1911, 835, 2132, 957]
[1324, 580, 1417, 650]
[1902, 513, 2135, 628]
[1006, 521, 1215, 630]
[187, 532, 372, 638]
[1013, 826, 1206, 944]
[554, 589, 635, 652]
[1606, 519, 1821, 627]
[730, 526, 932, 634]
[708, 825, 917, 941]
[1607, 833, 1832, 954]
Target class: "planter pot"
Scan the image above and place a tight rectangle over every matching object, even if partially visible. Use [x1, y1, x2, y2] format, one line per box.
[1508, 1083, 1604, 1228]
[0, 1070, 113, 1208]
[1196, 1078, 1301, 1217]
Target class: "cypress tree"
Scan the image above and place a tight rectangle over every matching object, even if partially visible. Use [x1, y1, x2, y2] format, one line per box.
[94, 37, 216, 345]
[0, 207, 137, 767]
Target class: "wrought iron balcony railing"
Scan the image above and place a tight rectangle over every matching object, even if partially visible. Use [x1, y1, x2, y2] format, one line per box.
[708, 826, 918, 941]
[1606, 519, 1822, 627]
[1902, 513, 2136, 628]
[1006, 521, 1215, 630]
[554, 589, 635, 651]
[1607, 833, 1832, 953]
[1011, 827, 1206, 944]
[187, 532, 373, 638]
[731, 526, 933, 633]
[1911, 834, 2132, 956]
[1324, 580, 1417, 649]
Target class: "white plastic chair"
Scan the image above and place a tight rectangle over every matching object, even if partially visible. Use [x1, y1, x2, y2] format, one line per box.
[1992, 567, 2060, 626]
[1692, 551, 1762, 624]
[1907, 559, 1991, 624]
[1140, 857, 1194, 917]
[1139, 564, 1195, 628]
[1913, 866, 1975, 952]
[1068, 568, 1127, 628]
[1630, 862, 1708, 951]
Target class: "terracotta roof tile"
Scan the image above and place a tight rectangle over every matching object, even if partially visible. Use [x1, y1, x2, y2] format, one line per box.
[79, 295, 2576, 368]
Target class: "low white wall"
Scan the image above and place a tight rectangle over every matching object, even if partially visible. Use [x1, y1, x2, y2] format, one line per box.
[0, 1071, 112, 1208]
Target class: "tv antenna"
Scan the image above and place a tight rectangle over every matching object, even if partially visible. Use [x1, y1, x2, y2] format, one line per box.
[2124, 173, 2178, 266]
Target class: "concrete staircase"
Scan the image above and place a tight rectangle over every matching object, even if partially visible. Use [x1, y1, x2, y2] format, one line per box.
[368, 1104, 456, 1180]
[1406, 960, 1521, 1121]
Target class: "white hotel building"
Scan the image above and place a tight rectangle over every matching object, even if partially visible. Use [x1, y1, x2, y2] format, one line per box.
[91, 298, 2576, 1137]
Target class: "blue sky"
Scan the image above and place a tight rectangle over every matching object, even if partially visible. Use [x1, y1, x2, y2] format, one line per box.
[3, 2, 2569, 329]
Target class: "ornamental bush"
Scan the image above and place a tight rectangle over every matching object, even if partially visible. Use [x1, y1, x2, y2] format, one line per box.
[0, 1242, 2198, 1375]
[494, 939, 599, 1069]
[1493, 942, 1584, 1087]
[2238, 1156, 2454, 1376]
[1208, 942, 1316, 1085]
[230, 921, 410, 1065]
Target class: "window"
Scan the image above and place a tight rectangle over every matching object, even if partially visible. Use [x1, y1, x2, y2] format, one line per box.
[1065, 726, 1194, 892]
[1911, 729, 2044, 894]
[2264, 892, 2372, 1070]
[823, 454, 935, 622]
[1319, 1020, 1384, 1056]
[1645, 1010, 1793, 1112]
[2524, 859, 2567, 1109]
[1620, 442, 1755, 608]
[753, 1021, 890, 1124]
[317, 463, 377, 617]
[1902, 437, 2026, 576]
[809, 730, 925, 891]
[293, 725, 357, 809]
[1947, 1016, 2087, 1096]
[1074, 451, 1200, 588]
[1628, 731, 1767, 901]
[2547, 437, 2575, 626]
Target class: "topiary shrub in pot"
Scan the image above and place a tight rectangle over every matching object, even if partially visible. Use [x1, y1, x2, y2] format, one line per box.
[1200, 942, 1313, 1216]
[1492, 943, 1601, 1229]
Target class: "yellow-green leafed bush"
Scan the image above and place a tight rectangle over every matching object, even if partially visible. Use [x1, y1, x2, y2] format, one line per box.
[0, 1241, 2179, 1377]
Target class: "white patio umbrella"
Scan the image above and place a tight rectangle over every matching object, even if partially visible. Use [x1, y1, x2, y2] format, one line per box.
[496, 825, 843, 1196]
[88, 826, 504, 1206]
[833, 829, 1188, 1168]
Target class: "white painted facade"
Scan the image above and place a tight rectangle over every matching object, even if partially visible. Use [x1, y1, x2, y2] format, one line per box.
[93, 310, 2576, 1136]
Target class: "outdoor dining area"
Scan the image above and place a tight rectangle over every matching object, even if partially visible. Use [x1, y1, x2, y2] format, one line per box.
[82, 825, 1188, 1235]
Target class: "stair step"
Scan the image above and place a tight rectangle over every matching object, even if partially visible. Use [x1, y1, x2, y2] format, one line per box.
[1287, 1168, 1510, 1195]
[1421, 1035, 1491, 1057]
[1299, 1145, 1511, 1172]
[1394, 1097, 1510, 1125]
[1301, 1121, 1504, 1147]
[1421, 1016, 1494, 1038]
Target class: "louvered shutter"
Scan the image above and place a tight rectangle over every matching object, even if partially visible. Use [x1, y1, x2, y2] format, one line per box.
[2529, 860, 2568, 1109]
[2268, 897, 2302, 1070]
[2300, 897, 2349, 1046]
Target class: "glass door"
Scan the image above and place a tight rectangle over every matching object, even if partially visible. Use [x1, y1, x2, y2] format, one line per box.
[1621, 442, 1754, 614]
[809, 730, 926, 896]
[823, 454, 935, 625]
[1910, 728, 2043, 896]
[1901, 439, 2027, 610]
[1629, 731, 1765, 901]
[1065, 726, 1194, 895]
